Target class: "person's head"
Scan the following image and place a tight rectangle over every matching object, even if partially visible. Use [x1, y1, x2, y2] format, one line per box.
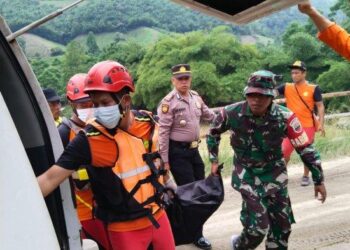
[66, 73, 93, 124]
[289, 60, 307, 84]
[43, 87, 61, 120]
[171, 64, 192, 95]
[244, 70, 276, 116]
[84, 60, 134, 129]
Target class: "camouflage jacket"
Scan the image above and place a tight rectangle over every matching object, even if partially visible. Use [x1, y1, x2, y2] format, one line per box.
[207, 101, 324, 197]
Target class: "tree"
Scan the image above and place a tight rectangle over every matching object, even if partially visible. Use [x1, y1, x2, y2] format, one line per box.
[134, 27, 263, 109]
[86, 31, 100, 55]
[62, 41, 90, 82]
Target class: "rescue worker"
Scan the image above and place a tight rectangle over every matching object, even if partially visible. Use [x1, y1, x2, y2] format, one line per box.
[298, 1, 350, 61]
[58, 74, 111, 250]
[277, 61, 325, 186]
[37, 60, 176, 250]
[157, 63, 214, 250]
[43, 87, 63, 126]
[207, 70, 327, 250]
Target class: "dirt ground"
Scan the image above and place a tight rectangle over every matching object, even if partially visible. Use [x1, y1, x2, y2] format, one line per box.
[176, 157, 350, 250]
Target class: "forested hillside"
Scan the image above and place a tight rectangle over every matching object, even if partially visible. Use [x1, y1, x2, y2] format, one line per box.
[1, 0, 348, 113]
[0, 0, 337, 44]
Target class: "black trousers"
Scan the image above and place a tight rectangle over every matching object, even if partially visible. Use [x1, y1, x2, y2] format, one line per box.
[169, 141, 206, 240]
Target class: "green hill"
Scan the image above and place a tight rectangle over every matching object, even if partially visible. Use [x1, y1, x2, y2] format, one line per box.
[21, 33, 65, 57]
[74, 27, 167, 49]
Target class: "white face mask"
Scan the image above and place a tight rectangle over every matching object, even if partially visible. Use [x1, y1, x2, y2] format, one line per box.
[76, 108, 94, 123]
[94, 104, 121, 129]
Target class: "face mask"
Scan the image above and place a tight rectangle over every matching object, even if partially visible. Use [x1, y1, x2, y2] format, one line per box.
[76, 108, 94, 123]
[94, 104, 121, 129]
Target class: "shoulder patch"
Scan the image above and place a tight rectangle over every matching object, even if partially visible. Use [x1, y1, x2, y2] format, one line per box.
[289, 117, 302, 133]
[84, 124, 101, 137]
[86, 131, 101, 137]
[132, 110, 151, 122]
[161, 104, 169, 113]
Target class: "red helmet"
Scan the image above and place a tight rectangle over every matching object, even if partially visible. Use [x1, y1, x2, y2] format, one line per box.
[84, 60, 134, 94]
[66, 74, 90, 102]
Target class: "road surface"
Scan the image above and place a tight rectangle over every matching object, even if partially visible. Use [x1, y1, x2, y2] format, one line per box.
[176, 157, 350, 250]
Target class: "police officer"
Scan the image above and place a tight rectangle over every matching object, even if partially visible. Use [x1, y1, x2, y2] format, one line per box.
[157, 64, 214, 250]
[207, 70, 327, 250]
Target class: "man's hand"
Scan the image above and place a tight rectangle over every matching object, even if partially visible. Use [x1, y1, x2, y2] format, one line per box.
[211, 162, 219, 176]
[298, 1, 316, 15]
[318, 125, 326, 137]
[164, 162, 170, 171]
[314, 183, 327, 203]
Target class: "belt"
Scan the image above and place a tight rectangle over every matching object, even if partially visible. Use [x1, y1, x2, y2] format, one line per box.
[170, 139, 201, 149]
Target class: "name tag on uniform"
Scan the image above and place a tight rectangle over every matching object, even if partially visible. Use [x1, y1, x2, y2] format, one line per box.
[174, 108, 185, 113]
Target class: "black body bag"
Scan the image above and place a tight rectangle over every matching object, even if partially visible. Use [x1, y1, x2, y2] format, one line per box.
[166, 171, 224, 246]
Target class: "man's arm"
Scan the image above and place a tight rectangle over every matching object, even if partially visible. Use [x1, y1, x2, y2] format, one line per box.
[315, 101, 325, 136]
[286, 114, 326, 202]
[199, 96, 215, 121]
[207, 108, 230, 174]
[299, 2, 350, 60]
[157, 102, 173, 169]
[38, 131, 91, 197]
[38, 165, 74, 197]
[276, 84, 286, 97]
[298, 2, 333, 32]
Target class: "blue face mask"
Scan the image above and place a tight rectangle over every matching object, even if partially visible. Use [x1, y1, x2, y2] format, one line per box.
[94, 104, 121, 129]
[76, 108, 94, 123]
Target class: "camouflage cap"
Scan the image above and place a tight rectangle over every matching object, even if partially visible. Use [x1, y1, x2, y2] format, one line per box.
[244, 70, 276, 97]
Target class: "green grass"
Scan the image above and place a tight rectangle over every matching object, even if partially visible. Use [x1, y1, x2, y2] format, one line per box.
[198, 118, 350, 177]
[126, 27, 166, 46]
[74, 27, 166, 49]
[21, 34, 65, 58]
[74, 32, 118, 49]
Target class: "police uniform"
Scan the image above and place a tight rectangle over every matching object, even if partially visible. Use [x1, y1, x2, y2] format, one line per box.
[157, 64, 214, 248]
[207, 70, 325, 250]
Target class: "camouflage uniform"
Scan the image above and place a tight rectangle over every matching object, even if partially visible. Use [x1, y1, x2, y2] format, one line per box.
[207, 71, 324, 250]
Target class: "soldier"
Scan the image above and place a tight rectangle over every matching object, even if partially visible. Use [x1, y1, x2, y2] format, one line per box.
[207, 70, 327, 250]
[157, 64, 214, 249]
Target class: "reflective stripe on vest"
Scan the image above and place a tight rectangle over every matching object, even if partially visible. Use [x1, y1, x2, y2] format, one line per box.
[116, 165, 150, 180]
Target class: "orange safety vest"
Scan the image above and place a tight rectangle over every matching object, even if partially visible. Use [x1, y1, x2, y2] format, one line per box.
[61, 118, 94, 222]
[85, 120, 165, 229]
[284, 82, 317, 128]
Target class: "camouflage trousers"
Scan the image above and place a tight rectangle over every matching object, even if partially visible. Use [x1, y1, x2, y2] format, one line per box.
[233, 187, 295, 250]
